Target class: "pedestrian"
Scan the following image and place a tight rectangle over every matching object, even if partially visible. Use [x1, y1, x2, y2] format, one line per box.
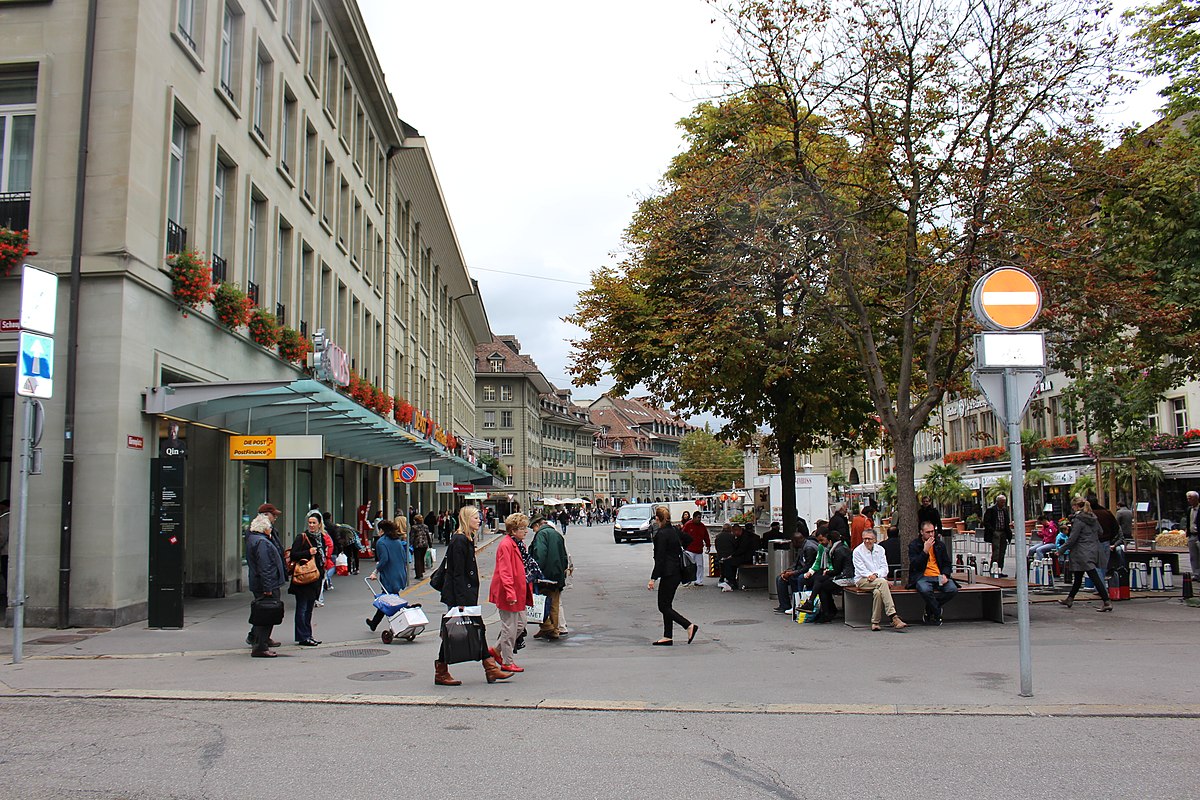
[309, 514, 334, 607]
[557, 507, 570, 535]
[1058, 496, 1113, 612]
[410, 513, 433, 580]
[646, 505, 699, 646]
[681, 511, 711, 586]
[1184, 491, 1200, 585]
[529, 512, 569, 641]
[487, 512, 532, 673]
[366, 519, 410, 631]
[983, 494, 1014, 577]
[434, 505, 512, 685]
[246, 504, 286, 657]
[287, 518, 323, 647]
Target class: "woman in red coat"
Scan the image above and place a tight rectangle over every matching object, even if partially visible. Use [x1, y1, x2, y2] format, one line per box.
[489, 512, 533, 673]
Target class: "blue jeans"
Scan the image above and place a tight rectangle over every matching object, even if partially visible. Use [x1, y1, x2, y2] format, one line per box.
[294, 594, 316, 642]
[913, 576, 958, 618]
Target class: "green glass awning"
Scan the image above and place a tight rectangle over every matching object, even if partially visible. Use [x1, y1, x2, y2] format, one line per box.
[142, 378, 488, 481]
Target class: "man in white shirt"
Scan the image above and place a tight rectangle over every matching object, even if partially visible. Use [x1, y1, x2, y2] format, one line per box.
[852, 530, 907, 631]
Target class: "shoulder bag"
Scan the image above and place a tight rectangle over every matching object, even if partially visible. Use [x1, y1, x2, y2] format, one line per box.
[291, 534, 321, 585]
[429, 553, 448, 591]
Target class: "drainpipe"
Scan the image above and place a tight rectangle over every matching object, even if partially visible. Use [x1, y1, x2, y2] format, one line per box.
[57, 0, 99, 628]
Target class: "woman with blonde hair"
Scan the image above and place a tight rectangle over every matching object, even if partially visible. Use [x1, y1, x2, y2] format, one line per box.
[435, 505, 512, 685]
[646, 505, 699, 646]
[1058, 496, 1112, 611]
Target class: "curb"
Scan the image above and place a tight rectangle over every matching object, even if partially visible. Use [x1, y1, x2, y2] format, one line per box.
[0, 686, 1197, 718]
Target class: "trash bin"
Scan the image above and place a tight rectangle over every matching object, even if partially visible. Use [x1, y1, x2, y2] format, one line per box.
[767, 539, 793, 600]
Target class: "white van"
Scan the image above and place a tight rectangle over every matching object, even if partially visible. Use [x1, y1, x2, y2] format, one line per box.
[613, 501, 700, 543]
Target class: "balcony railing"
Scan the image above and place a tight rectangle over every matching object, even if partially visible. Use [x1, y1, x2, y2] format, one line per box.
[166, 219, 187, 254]
[247, 281, 259, 305]
[177, 23, 197, 51]
[0, 191, 31, 231]
[275, 302, 286, 325]
[211, 254, 227, 284]
[220, 81, 235, 103]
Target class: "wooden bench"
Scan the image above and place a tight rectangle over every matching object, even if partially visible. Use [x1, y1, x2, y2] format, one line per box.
[840, 582, 1004, 628]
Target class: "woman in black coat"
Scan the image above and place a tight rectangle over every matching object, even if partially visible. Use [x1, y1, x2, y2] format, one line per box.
[646, 505, 699, 646]
[434, 505, 512, 686]
[287, 520, 323, 646]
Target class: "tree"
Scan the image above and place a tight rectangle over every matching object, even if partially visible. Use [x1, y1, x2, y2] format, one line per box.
[920, 464, 973, 517]
[707, 0, 1122, 565]
[1128, 0, 1200, 116]
[1023, 468, 1055, 517]
[679, 429, 744, 495]
[987, 477, 1014, 505]
[569, 95, 879, 537]
[827, 468, 850, 501]
[478, 454, 507, 483]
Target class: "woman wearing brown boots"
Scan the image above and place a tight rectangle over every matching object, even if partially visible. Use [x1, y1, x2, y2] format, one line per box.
[434, 505, 513, 685]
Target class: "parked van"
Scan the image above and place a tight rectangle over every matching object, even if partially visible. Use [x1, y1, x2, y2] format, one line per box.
[613, 501, 701, 544]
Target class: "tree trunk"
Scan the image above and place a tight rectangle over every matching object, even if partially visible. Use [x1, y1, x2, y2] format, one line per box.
[892, 433, 919, 575]
[779, 435, 797, 538]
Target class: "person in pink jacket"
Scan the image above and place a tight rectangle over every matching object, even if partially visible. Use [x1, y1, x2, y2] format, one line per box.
[489, 512, 533, 673]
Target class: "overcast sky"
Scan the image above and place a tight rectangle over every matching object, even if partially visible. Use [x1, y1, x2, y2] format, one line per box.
[358, 0, 1164, 423]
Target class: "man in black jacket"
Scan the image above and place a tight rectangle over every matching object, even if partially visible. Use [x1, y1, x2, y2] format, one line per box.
[804, 529, 850, 623]
[718, 523, 761, 592]
[908, 520, 958, 625]
[773, 527, 819, 613]
[983, 494, 1013, 577]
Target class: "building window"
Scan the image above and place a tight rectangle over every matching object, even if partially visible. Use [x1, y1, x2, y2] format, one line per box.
[482, 385, 496, 402]
[302, 120, 318, 204]
[275, 219, 292, 322]
[499, 385, 512, 402]
[500, 411, 513, 428]
[482, 411, 496, 429]
[500, 438, 513, 456]
[307, 5, 323, 86]
[211, 156, 235, 281]
[252, 48, 273, 144]
[504, 466, 514, 486]
[1147, 407, 1160, 433]
[1172, 397, 1189, 436]
[166, 116, 191, 254]
[247, 191, 265, 301]
[176, 0, 202, 52]
[489, 357, 504, 373]
[218, 4, 243, 104]
[280, 86, 296, 175]
[0, 73, 36, 208]
[321, 148, 334, 227]
[284, 0, 302, 51]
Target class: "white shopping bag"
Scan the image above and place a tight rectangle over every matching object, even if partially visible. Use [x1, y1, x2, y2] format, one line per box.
[526, 593, 547, 621]
[399, 606, 429, 627]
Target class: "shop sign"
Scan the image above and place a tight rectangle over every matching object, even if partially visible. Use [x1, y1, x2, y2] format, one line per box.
[453, 483, 474, 493]
[230, 434, 323, 460]
[310, 328, 351, 387]
[127, 435, 145, 450]
[0, 319, 19, 332]
[436, 477, 454, 494]
[465, 492, 487, 500]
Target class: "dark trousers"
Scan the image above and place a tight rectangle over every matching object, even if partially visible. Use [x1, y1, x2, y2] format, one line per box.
[720, 556, 752, 587]
[251, 589, 279, 652]
[347, 547, 360, 574]
[811, 574, 840, 621]
[414, 546, 428, 579]
[294, 593, 315, 642]
[990, 537, 1009, 571]
[657, 575, 691, 638]
[1067, 569, 1110, 602]
[775, 573, 808, 610]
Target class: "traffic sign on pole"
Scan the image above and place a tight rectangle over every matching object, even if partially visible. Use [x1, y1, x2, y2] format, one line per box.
[396, 463, 418, 483]
[972, 267, 1042, 330]
[17, 331, 54, 399]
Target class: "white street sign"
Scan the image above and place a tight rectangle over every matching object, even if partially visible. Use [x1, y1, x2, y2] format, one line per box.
[20, 265, 58, 335]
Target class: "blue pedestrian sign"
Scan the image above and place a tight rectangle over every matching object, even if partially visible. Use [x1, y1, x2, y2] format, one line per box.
[17, 331, 53, 398]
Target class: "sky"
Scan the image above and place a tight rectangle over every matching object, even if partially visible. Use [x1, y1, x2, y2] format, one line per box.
[357, 0, 1165, 424]
[357, 0, 728, 412]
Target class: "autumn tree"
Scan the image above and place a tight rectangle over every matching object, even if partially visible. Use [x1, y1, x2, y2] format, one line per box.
[569, 95, 879, 537]
[706, 0, 1123, 560]
[679, 428, 744, 494]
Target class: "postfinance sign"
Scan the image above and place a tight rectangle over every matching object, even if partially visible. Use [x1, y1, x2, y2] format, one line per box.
[230, 436, 276, 460]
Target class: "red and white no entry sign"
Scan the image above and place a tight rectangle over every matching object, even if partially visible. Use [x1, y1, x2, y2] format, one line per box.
[972, 268, 1042, 330]
[397, 463, 418, 483]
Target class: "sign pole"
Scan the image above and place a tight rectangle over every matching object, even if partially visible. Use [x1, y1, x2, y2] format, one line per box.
[1006, 367, 1034, 697]
[11, 398, 33, 664]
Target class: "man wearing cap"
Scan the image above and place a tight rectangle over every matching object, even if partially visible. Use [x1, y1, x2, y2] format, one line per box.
[246, 503, 287, 657]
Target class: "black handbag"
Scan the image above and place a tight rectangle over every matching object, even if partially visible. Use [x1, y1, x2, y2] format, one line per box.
[429, 555, 448, 591]
[440, 613, 486, 664]
[679, 552, 698, 584]
[248, 597, 285, 626]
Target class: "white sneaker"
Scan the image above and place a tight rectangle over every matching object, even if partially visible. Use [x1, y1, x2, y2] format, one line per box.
[719, 582, 733, 592]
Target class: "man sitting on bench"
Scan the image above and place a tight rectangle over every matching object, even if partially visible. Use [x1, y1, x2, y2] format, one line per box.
[853, 530, 908, 631]
[718, 523, 762, 592]
[908, 520, 958, 625]
[799, 525, 848, 623]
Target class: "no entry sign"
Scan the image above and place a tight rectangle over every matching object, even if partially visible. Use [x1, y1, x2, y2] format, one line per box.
[972, 268, 1042, 331]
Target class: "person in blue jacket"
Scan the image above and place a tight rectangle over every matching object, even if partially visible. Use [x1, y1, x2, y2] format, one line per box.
[366, 518, 409, 631]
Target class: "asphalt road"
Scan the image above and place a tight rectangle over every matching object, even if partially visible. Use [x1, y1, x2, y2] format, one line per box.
[0, 696, 1192, 799]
